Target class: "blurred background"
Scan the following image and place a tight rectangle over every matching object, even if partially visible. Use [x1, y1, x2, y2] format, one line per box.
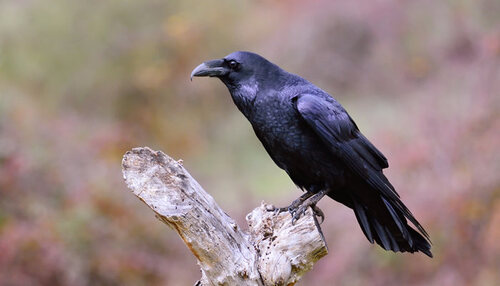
[0, 0, 499, 285]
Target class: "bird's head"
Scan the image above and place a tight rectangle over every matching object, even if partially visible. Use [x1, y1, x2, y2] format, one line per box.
[191, 51, 279, 89]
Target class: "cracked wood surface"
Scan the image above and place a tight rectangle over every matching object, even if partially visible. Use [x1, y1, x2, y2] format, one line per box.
[122, 147, 328, 286]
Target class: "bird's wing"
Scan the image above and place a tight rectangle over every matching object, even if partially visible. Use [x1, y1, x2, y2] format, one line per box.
[295, 94, 429, 233]
[294, 94, 430, 247]
[294, 94, 395, 195]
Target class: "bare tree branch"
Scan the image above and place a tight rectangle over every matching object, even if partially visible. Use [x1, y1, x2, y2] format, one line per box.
[122, 147, 328, 286]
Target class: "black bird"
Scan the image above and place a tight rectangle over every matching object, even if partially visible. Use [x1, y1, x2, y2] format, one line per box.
[191, 51, 432, 257]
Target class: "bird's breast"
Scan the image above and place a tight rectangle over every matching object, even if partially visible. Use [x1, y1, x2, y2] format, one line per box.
[250, 96, 303, 148]
[249, 96, 340, 183]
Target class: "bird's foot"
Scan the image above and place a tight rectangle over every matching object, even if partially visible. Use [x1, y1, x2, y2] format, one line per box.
[265, 205, 289, 215]
[268, 203, 325, 224]
[291, 189, 329, 224]
[270, 206, 291, 215]
[267, 189, 329, 224]
[290, 202, 325, 225]
[266, 191, 314, 215]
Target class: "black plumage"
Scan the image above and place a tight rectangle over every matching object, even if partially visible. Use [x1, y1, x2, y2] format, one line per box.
[191, 51, 432, 257]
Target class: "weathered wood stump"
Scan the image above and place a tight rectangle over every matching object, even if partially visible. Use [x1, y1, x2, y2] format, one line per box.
[122, 147, 328, 286]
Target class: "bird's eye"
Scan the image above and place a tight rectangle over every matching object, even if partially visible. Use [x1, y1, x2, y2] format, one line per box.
[228, 60, 239, 70]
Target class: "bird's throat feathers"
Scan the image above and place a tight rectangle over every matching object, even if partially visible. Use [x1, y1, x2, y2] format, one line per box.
[225, 77, 259, 117]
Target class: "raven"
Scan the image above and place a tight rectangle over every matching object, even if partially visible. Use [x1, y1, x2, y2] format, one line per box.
[191, 51, 432, 257]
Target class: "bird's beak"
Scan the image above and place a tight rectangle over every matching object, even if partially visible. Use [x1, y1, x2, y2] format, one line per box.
[190, 59, 226, 81]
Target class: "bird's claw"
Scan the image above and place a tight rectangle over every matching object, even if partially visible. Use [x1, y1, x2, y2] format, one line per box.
[266, 205, 289, 215]
[294, 204, 315, 224]
[267, 201, 325, 225]
[290, 204, 325, 225]
[312, 205, 325, 224]
[267, 204, 304, 224]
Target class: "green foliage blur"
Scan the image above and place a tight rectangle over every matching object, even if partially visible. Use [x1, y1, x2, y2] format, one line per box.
[1, 0, 499, 285]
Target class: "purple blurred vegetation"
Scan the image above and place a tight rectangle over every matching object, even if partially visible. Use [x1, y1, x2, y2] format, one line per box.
[0, 0, 499, 285]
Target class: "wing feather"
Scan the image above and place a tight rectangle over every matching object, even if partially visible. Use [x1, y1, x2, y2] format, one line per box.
[295, 94, 429, 239]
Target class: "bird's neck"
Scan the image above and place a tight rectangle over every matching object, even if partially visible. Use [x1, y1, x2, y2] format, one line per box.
[225, 80, 259, 119]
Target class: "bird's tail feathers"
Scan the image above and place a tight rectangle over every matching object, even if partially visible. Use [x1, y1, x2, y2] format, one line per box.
[353, 198, 432, 257]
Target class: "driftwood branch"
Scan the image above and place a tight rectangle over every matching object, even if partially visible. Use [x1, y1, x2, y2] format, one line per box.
[122, 147, 328, 286]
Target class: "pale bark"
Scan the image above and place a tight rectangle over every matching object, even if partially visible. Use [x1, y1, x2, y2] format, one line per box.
[122, 147, 328, 286]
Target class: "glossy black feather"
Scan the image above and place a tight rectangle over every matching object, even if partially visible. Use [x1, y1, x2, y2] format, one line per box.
[353, 201, 374, 243]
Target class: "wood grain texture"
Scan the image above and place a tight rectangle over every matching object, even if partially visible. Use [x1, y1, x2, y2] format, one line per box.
[122, 147, 328, 286]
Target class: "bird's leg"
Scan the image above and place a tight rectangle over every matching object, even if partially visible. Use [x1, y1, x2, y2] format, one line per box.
[267, 191, 314, 215]
[291, 188, 329, 225]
